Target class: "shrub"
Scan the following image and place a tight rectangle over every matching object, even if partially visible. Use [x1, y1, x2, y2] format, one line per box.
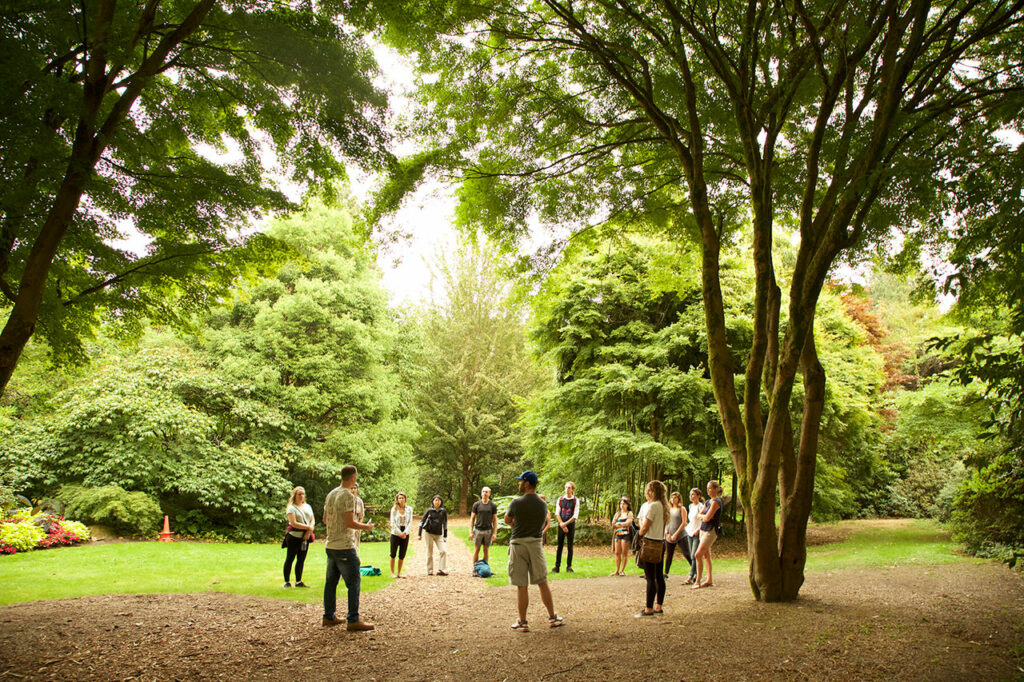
[0, 518, 46, 552]
[61, 485, 162, 536]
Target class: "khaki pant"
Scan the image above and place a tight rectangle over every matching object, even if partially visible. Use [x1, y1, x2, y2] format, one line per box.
[424, 532, 447, 573]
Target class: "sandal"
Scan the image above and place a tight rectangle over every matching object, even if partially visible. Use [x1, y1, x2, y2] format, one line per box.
[699, 581, 713, 588]
[511, 620, 530, 632]
[549, 615, 565, 628]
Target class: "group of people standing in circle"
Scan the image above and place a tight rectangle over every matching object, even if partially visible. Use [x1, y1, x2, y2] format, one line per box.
[613, 480, 724, 616]
[282, 469, 724, 630]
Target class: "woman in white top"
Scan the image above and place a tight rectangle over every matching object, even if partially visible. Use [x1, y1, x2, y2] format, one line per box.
[284, 486, 315, 588]
[683, 488, 704, 585]
[389, 492, 413, 578]
[635, 480, 669, 617]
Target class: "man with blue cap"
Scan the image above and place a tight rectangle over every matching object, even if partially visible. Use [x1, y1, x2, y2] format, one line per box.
[505, 470, 565, 632]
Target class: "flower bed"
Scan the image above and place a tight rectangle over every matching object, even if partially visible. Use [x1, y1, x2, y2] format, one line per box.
[0, 510, 91, 555]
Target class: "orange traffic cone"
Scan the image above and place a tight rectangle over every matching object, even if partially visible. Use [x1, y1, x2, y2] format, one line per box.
[159, 515, 174, 543]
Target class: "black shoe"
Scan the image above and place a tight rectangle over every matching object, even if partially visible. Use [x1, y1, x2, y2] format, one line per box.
[552, 567, 560, 573]
[566, 567, 574, 573]
[295, 581, 309, 588]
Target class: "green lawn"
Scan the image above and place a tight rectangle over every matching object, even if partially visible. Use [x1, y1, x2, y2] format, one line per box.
[0, 520, 972, 604]
[456, 519, 974, 586]
[0, 540, 405, 606]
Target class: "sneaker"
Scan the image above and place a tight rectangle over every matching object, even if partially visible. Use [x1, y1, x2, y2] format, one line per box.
[552, 567, 560, 573]
[322, 616, 344, 627]
[549, 614, 565, 628]
[437, 571, 448, 576]
[283, 582, 292, 588]
[471, 570, 479, 577]
[346, 620, 375, 632]
[511, 620, 530, 632]
[566, 567, 574, 573]
[635, 610, 655, 618]
[295, 581, 308, 588]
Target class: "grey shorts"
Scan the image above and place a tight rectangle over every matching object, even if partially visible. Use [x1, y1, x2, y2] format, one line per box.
[473, 529, 493, 546]
[508, 537, 547, 586]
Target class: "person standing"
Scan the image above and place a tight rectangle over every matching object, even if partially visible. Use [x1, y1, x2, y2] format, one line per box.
[418, 494, 449, 576]
[283, 486, 314, 588]
[683, 488, 703, 585]
[664, 491, 687, 578]
[553, 481, 580, 573]
[692, 480, 724, 589]
[470, 486, 499, 575]
[322, 465, 374, 631]
[389, 492, 413, 579]
[506, 471, 565, 632]
[611, 496, 634, 576]
[635, 480, 669, 617]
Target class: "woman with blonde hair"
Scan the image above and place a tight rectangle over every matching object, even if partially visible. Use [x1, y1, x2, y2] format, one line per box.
[610, 496, 634, 576]
[692, 480, 724, 589]
[389, 492, 413, 578]
[283, 486, 314, 588]
[635, 480, 670, 616]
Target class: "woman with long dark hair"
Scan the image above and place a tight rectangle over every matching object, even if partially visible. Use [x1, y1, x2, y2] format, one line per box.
[611, 496, 634, 576]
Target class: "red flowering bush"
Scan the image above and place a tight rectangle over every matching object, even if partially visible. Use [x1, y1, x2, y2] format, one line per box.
[0, 512, 90, 555]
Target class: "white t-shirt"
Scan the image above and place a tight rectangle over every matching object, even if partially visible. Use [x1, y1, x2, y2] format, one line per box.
[287, 503, 314, 537]
[638, 500, 666, 541]
[685, 502, 702, 537]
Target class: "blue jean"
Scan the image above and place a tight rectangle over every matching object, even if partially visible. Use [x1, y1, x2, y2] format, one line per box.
[324, 548, 361, 623]
[686, 534, 700, 579]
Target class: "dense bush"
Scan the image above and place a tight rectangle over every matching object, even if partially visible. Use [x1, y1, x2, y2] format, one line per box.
[61, 485, 162, 536]
[949, 449, 1024, 568]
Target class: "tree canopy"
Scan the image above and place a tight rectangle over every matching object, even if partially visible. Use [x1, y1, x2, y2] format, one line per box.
[0, 0, 396, 395]
[385, 0, 1024, 601]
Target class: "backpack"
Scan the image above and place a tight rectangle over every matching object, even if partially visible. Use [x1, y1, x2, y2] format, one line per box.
[473, 559, 492, 578]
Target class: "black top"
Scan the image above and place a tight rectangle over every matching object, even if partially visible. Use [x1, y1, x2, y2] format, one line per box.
[419, 507, 448, 538]
[472, 500, 499, 531]
[507, 493, 547, 539]
[699, 498, 723, 533]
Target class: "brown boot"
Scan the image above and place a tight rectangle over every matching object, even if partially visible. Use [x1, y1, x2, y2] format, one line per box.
[346, 620, 375, 632]
[322, 616, 344, 627]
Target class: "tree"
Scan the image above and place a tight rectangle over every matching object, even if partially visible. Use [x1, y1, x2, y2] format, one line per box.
[0, 205, 418, 535]
[201, 204, 418, 511]
[0, 0, 393, 395]
[410, 240, 546, 514]
[523, 235, 730, 514]
[391, 0, 1024, 600]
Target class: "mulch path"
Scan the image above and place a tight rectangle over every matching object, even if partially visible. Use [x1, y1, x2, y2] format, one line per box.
[1, 523, 1022, 681]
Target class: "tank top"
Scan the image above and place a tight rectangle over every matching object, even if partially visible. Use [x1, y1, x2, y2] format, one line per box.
[699, 498, 723, 532]
[558, 496, 576, 521]
[614, 513, 631, 537]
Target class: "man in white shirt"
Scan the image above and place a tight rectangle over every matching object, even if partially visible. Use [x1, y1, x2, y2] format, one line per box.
[322, 465, 375, 631]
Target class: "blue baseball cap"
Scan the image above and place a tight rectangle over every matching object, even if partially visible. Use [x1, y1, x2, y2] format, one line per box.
[515, 470, 539, 485]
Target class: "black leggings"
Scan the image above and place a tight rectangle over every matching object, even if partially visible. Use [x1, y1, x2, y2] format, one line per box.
[664, 540, 678, 575]
[555, 523, 575, 569]
[390, 533, 409, 559]
[642, 558, 666, 609]
[283, 534, 308, 582]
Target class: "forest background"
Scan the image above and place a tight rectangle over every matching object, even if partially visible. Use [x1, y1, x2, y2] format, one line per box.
[1, 0, 1022, 586]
